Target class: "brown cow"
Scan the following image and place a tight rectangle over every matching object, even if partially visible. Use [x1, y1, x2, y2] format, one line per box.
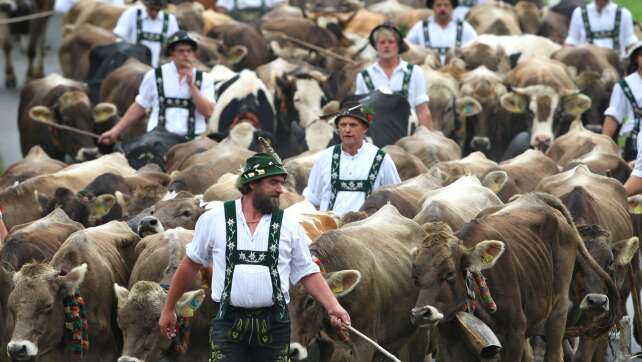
[19, 74, 118, 162]
[500, 57, 591, 150]
[0, 146, 66, 189]
[447, 42, 511, 72]
[395, 126, 462, 169]
[6, 221, 139, 361]
[428, 151, 498, 185]
[59, 23, 117, 81]
[546, 120, 630, 183]
[361, 173, 442, 219]
[383, 145, 429, 181]
[165, 137, 218, 174]
[467, 2, 522, 35]
[410, 193, 616, 361]
[129, 192, 205, 237]
[174, 1, 205, 32]
[115, 228, 209, 362]
[283, 150, 322, 194]
[207, 22, 273, 70]
[64, 0, 125, 30]
[289, 204, 429, 361]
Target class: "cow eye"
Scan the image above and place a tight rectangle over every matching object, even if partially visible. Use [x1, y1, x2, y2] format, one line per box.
[39, 303, 53, 313]
[180, 210, 192, 217]
[444, 272, 456, 283]
[304, 296, 315, 309]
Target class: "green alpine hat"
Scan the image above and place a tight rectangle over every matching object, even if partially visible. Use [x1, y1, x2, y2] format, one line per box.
[143, 0, 167, 8]
[236, 138, 288, 188]
[165, 30, 198, 56]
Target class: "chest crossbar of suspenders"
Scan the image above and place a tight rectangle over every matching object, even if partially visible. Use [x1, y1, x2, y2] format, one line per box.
[155, 68, 202, 139]
[423, 19, 464, 57]
[215, 201, 288, 322]
[581, 5, 622, 51]
[620, 79, 642, 140]
[231, 0, 266, 17]
[459, 0, 477, 6]
[136, 8, 169, 44]
[327, 145, 387, 211]
[360, 63, 414, 98]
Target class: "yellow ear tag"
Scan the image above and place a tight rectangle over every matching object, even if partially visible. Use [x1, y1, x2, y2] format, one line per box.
[331, 284, 344, 294]
[633, 205, 642, 215]
[481, 251, 494, 264]
[490, 183, 501, 193]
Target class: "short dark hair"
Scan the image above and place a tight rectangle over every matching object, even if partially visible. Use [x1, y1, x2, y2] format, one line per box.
[238, 181, 254, 195]
[426, 0, 459, 8]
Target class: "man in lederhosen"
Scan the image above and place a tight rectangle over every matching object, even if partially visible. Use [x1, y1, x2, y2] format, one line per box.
[303, 104, 401, 215]
[405, 0, 477, 66]
[356, 23, 433, 130]
[113, 0, 179, 67]
[99, 31, 215, 145]
[158, 143, 351, 361]
[603, 42, 642, 166]
[216, 0, 283, 22]
[565, 0, 638, 57]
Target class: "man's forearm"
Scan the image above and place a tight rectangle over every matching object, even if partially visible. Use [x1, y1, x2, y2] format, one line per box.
[163, 256, 202, 313]
[625, 175, 642, 196]
[416, 103, 433, 130]
[300, 272, 340, 310]
[113, 102, 146, 134]
[191, 86, 214, 119]
[602, 116, 619, 138]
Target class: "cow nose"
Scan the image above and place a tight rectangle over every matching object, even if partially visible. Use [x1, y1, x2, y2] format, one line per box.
[410, 305, 444, 327]
[7, 340, 37, 360]
[289, 342, 308, 361]
[470, 136, 491, 152]
[581, 293, 609, 312]
[533, 134, 552, 151]
[75, 147, 101, 162]
[137, 215, 165, 237]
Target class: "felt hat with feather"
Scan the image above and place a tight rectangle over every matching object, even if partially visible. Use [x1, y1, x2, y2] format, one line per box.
[236, 138, 288, 188]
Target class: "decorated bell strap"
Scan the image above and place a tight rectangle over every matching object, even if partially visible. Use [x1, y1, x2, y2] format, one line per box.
[463, 270, 497, 314]
[63, 288, 89, 357]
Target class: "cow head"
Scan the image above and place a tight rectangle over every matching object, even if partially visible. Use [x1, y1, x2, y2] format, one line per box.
[289, 270, 361, 355]
[410, 222, 504, 327]
[0, 0, 16, 13]
[115, 282, 205, 362]
[36, 188, 120, 227]
[128, 192, 204, 237]
[570, 69, 618, 133]
[7, 263, 87, 360]
[29, 95, 117, 162]
[276, 72, 330, 129]
[500, 86, 591, 150]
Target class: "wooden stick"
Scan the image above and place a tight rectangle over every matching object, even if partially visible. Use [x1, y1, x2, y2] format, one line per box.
[272, 32, 357, 64]
[627, 264, 642, 343]
[347, 325, 402, 362]
[30, 117, 101, 139]
[0, 10, 55, 25]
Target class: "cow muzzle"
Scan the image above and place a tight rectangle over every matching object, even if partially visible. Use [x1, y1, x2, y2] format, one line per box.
[7, 340, 38, 360]
[470, 136, 491, 152]
[531, 134, 552, 152]
[585, 124, 603, 133]
[410, 305, 444, 327]
[75, 147, 101, 162]
[289, 342, 308, 361]
[118, 356, 144, 362]
[0, 0, 16, 12]
[580, 293, 609, 312]
[137, 216, 165, 238]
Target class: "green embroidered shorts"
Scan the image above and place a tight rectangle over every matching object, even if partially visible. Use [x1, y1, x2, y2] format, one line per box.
[209, 303, 290, 362]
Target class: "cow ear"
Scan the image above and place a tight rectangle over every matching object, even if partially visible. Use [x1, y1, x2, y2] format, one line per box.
[500, 92, 528, 113]
[33, 190, 50, 214]
[93, 194, 116, 219]
[456, 96, 482, 117]
[29, 106, 53, 124]
[93, 103, 118, 123]
[224, 45, 247, 65]
[325, 270, 361, 298]
[628, 195, 642, 214]
[613, 237, 639, 266]
[175, 289, 206, 318]
[464, 240, 505, 273]
[563, 93, 591, 116]
[114, 283, 130, 309]
[57, 263, 88, 293]
[482, 170, 508, 194]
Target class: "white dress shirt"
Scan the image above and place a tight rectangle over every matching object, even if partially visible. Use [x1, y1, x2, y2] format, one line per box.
[355, 58, 430, 107]
[565, 2, 638, 57]
[135, 62, 215, 136]
[453, 0, 485, 20]
[217, 0, 282, 10]
[186, 199, 320, 307]
[113, 6, 179, 67]
[405, 16, 478, 64]
[303, 142, 401, 215]
[605, 72, 642, 138]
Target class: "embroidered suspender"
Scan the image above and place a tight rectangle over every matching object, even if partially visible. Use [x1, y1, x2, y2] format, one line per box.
[359, 63, 414, 98]
[327, 145, 387, 211]
[154, 68, 203, 139]
[423, 19, 464, 57]
[581, 5, 622, 52]
[459, 0, 477, 6]
[231, 0, 266, 19]
[136, 9, 170, 44]
[216, 201, 288, 322]
[620, 79, 642, 134]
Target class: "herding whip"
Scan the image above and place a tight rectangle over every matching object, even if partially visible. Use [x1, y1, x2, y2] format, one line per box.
[345, 324, 402, 362]
[30, 117, 101, 139]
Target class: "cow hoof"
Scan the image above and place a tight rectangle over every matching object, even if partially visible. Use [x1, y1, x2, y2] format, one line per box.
[5, 78, 16, 88]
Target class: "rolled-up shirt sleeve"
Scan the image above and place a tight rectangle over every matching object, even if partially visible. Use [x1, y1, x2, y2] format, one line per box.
[565, 8, 583, 46]
[303, 154, 324, 207]
[113, 7, 135, 42]
[376, 154, 401, 187]
[185, 210, 215, 266]
[621, 9, 639, 49]
[461, 22, 478, 46]
[411, 66, 429, 107]
[200, 74, 217, 104]
[288, 223, 320, 285]
[405, 21, 423, 47]
[135, 70, 157, 110]
[604, 83, 630, 124]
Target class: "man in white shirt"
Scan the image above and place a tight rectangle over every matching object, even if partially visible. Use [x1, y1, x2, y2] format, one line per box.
[565, 0, 638, 57]
[113, 0, 179, 67]
[99, 31, 215, 145]
[603, 42, 642, 166]
[303, 104, 401, 215]
[216, 0, 283, 22]
[356, 23, 433, 130]
[405, 0, 478, 65]
[453, 0, 485, 20]
[158, 145, 351, 361]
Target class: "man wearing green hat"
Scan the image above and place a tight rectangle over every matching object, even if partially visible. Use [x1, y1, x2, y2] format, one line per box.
[304, 104, 401, 215]
[356, 23, 433, 130]
[113, 0, 179, 67]
[158, 147, 351, 361]
[99, 30, 215, 145]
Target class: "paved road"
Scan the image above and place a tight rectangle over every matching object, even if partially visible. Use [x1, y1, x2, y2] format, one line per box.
[0, 12, 63, 170]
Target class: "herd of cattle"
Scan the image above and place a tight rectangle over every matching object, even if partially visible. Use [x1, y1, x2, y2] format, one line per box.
[2, 0, 642, 361]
